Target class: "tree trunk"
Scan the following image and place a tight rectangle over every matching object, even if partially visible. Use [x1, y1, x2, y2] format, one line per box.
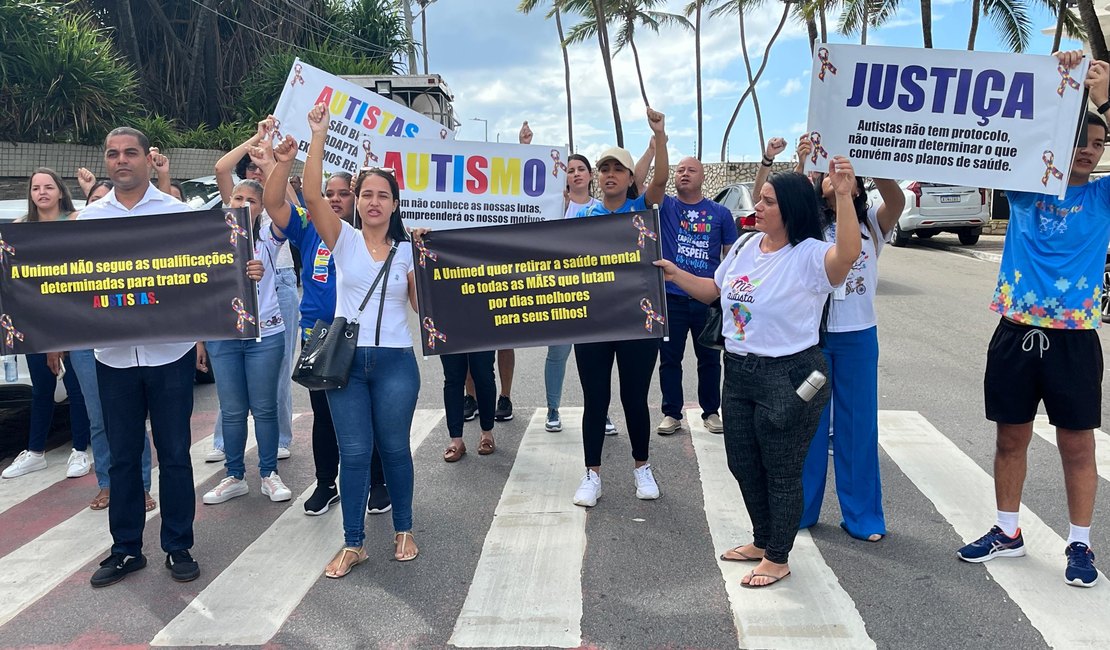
[401, 0, 418, 74]
[1077, 0, 1109, 62]
[861, 1, 868, 45]
[819, 1, 827, 43]
[736, 8, 765, 153]
[114, 1, 144, 79]
[968, 0, 980, 50]
[185, 0, 212, 125]
[806, 13, 818, 53]
[555, 8, 575, 152]
[695, 2, 704, 158]
[720, 4, 789, 161]
[421, 8, 429, 74]
[1052, 0, 1068, 53]
[629, 35, 651, 107]
[921, 0, 933, 48]
[593, 0, 623, 147]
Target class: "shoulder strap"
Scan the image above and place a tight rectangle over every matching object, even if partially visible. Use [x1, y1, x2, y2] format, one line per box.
[723, 230, 758, 264]
[373, 244, 397, 345]
[351, 245, 396, 324]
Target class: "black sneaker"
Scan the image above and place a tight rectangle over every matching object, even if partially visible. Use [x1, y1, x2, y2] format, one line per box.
[366, 484, 392, 515]
[90, 552, 147, 588]
[304, 483, 340, 516]
[165, 550, 200, 583]
[494, 395, 514, 421]
[463, 394, 478, 421]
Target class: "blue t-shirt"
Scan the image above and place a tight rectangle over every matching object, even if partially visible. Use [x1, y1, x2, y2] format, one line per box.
[660, 195, 738, 296]
[279, 203, 338, 334]
[575, 195, 648, 217]
[993, 178, 1110, 329]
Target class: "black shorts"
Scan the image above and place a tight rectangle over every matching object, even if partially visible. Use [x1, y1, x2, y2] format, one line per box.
[984, 317, 1104, 430]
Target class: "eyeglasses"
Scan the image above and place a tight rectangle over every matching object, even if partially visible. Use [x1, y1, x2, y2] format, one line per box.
[361, 166, 395, 175]
[246, 163, 261, 172]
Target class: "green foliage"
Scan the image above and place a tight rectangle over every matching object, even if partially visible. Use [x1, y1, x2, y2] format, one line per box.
[178, 123, 213, 150]
[130, 115, 183, 149]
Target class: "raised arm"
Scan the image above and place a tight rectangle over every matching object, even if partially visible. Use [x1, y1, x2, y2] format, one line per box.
[215, 117, 272, 204]
[150, 147, 172, 194]
[263, 137, 296, 231]
[644, 108, 668, 208]
[872, 178, 905, 236]
[794, 133, 810, 174]
[76, 168, 96, 198]
[302, 104, 343, 250]
[824, 156, 863, 286]
[633, 136, 655, 194]
[753, 137, 787, 199]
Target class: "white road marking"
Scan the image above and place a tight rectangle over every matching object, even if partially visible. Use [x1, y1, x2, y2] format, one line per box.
[448, 408, 587, 648]
[690, 412, 875, 650]
[879, 410, 1110, 649]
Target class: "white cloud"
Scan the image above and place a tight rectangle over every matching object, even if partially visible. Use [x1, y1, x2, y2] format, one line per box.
[779, 78, 803, 96]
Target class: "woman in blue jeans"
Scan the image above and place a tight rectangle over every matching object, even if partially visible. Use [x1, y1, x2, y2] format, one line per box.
[198, 179, 292, 506]
[274, 104, 420, 578]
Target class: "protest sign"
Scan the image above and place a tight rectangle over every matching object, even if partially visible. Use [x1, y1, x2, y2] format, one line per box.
[413, 210, 668, 356]
[376, 137, 569, 230]
[0, 208, 259, 353]
[804, 43, 1089, 197]
[273, 58, 454, 175]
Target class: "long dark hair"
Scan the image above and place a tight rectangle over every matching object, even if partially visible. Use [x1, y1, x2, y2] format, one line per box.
[26, 167, 77, 222]
[86, 180, 114, 201]
[815, 174, 869, 238]
[568, 153, 594, 196]
[766, 172, 823, 246]
[353, 169, 409, 243]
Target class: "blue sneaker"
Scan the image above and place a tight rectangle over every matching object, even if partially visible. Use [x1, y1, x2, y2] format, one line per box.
[1065, 542, 1098, 587]
[956, 526, 1026, 563]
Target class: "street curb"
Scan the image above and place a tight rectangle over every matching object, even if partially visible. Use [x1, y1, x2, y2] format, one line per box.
[912, 240, 1002, 264]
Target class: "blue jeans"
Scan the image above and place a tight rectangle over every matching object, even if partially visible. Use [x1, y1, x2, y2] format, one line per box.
[69, 349, 151, 490]
[274, 267, 299, 448]
[545, 344, 572, 411]
[659, 293, 721, 420]
[26, 353, 89, 453]
[326, 347, 419, 547]
[98, 350, 195, 556]
[800, 327, 886, 539]
[208, 334, 284, 480]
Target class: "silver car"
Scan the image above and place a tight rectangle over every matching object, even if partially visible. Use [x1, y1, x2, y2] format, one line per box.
[870, 181, 988, 247]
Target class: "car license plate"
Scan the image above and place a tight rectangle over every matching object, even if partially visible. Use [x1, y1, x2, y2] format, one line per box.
[938, 196, 960, 204]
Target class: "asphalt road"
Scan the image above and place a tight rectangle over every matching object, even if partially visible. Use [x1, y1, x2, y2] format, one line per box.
[0, 236, 1107, 650]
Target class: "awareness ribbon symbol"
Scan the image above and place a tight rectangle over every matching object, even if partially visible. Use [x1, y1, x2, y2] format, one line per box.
[550, 149, 568, 178]
[809, 131, 828, 164]
[640, 298, 664, 332]
[415, 240, 438, 268]
[1, 314, 24, 349]
[363, 140, 379, 168]
[1057, 65, 1080, 97]
[271, 117, 283, 140]
[225, 213, 248, 247]
[1042, 150, 1063, 186]
[632, 215, 657, 249]
[290, 63, 305, 87]
[817, 47, 837, 81]
[422, 317, 446, 349]
[231, 298, 256, 333]
[0, 232, 14, 261]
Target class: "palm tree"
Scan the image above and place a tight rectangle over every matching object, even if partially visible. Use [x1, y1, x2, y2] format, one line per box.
[837, 0, 898, 45]
[922, 0, 933, 47]
[563, 0, 624, 146]
[967, 1, 1082, 53]
[684, 1, 708, 158]
[519, 0, 576, 151]
[1076, 0, 1108, 61]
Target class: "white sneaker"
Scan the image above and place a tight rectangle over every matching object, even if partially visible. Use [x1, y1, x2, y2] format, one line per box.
[604, 417, 618, 436]
[261, 473, 292, 502]
[545, 409, 562, 432]
[277, 447, 291, 460]
[656, 415, 682, 435]
[204, 448, 225, 463]
[703, 414, 724, 434]
[2, 450, 47, 478]
[203, 477, 248, 504]
[573, 469, 602, 507]
[66, 449, 91, 478]
[634, 464, 661, 500]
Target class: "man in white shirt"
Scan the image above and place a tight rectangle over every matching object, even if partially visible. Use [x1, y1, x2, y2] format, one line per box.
[79, 127, 201, 587]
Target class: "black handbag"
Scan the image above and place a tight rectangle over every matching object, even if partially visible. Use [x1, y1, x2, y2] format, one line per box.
[697, 231, 758, 351]
[292, 245, 396, 390]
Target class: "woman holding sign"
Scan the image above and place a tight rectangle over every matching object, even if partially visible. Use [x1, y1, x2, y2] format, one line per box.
[272, 104, 421, 578]
[568, 107, 669, 508]
[656, 157, 862, 588]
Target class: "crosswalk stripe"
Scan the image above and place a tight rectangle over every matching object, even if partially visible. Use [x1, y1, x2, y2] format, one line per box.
[689, 412, 876, 649]
[878, 410, 1110, 649]
[0, 446, 88, 517]
[0, 415, 291, 627]
[448, 407, 586, 649]
[1031, 415, 1110, 481]
[149, 408, 444, 647]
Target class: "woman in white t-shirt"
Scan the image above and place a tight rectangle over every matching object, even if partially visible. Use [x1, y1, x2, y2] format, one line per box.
[657, 157, 862, 588]
[276, 104, 421, 578]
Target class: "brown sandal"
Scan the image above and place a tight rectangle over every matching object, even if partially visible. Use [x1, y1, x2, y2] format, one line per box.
[325, 546, 368, 578]
[144, 492, 157, 512]
[394, 532, 419, 562]
[444, 444, 466, 463]
[478, 437, 495, 455]
[89, 489, 110, 511]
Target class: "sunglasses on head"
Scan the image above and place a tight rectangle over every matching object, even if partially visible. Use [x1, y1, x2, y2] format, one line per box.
[361, 166, 395, 175]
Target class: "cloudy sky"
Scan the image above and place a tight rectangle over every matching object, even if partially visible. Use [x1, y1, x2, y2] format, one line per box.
[417, 0, 1081, 164]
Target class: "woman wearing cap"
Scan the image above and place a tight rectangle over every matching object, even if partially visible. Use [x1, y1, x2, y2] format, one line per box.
[567, 107, 669, 508]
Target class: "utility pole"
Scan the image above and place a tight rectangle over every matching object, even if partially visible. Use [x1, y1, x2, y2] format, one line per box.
[401, 1, 418, 74]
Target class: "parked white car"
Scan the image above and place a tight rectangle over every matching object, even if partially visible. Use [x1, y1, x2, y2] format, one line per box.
[868, 181, 988, 247]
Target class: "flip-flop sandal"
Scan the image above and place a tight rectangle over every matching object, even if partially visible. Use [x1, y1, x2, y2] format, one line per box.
[394, 532, 419, 562]
[478, 438, 495, 455]
[720, 545, 762, 562]
[740, 571, 791, 589]
[89, 491, 110, 511]
[444, 445, 466, 463]
[325, 547, 368, 578]
[144, 492, 157, 512]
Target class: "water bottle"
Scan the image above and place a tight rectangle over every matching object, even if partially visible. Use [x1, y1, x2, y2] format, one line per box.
[796, 370, 827, 402]
[3, 356, 16, 383]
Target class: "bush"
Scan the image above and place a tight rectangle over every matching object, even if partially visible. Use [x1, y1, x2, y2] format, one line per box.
[130, 115, 183, 149]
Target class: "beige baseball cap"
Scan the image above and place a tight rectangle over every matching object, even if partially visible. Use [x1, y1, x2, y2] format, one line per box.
[595, 147, 635, 171]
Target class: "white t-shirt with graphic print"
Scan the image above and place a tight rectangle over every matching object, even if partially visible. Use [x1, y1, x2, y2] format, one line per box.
[714, 234, 836, 357]
[330, 221, 414, 348]
[825, 206, 883, 333]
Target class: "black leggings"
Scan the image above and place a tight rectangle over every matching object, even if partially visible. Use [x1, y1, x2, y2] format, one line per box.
[441, 351, 496, 437]
[574, 338, 659, 467]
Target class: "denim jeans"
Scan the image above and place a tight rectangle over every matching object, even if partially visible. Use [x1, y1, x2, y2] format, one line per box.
[69, 349, 151, 490]
[26, 353, 89, 453]
[208, 334, 284, 480]
[98, 350, 195, 556]
[659, 294, 722, 420]
[441, 351, 496, 437]
[545, 344, 572, 411]
[274, 267, 299, 449]
[326, 347, 419, 547]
